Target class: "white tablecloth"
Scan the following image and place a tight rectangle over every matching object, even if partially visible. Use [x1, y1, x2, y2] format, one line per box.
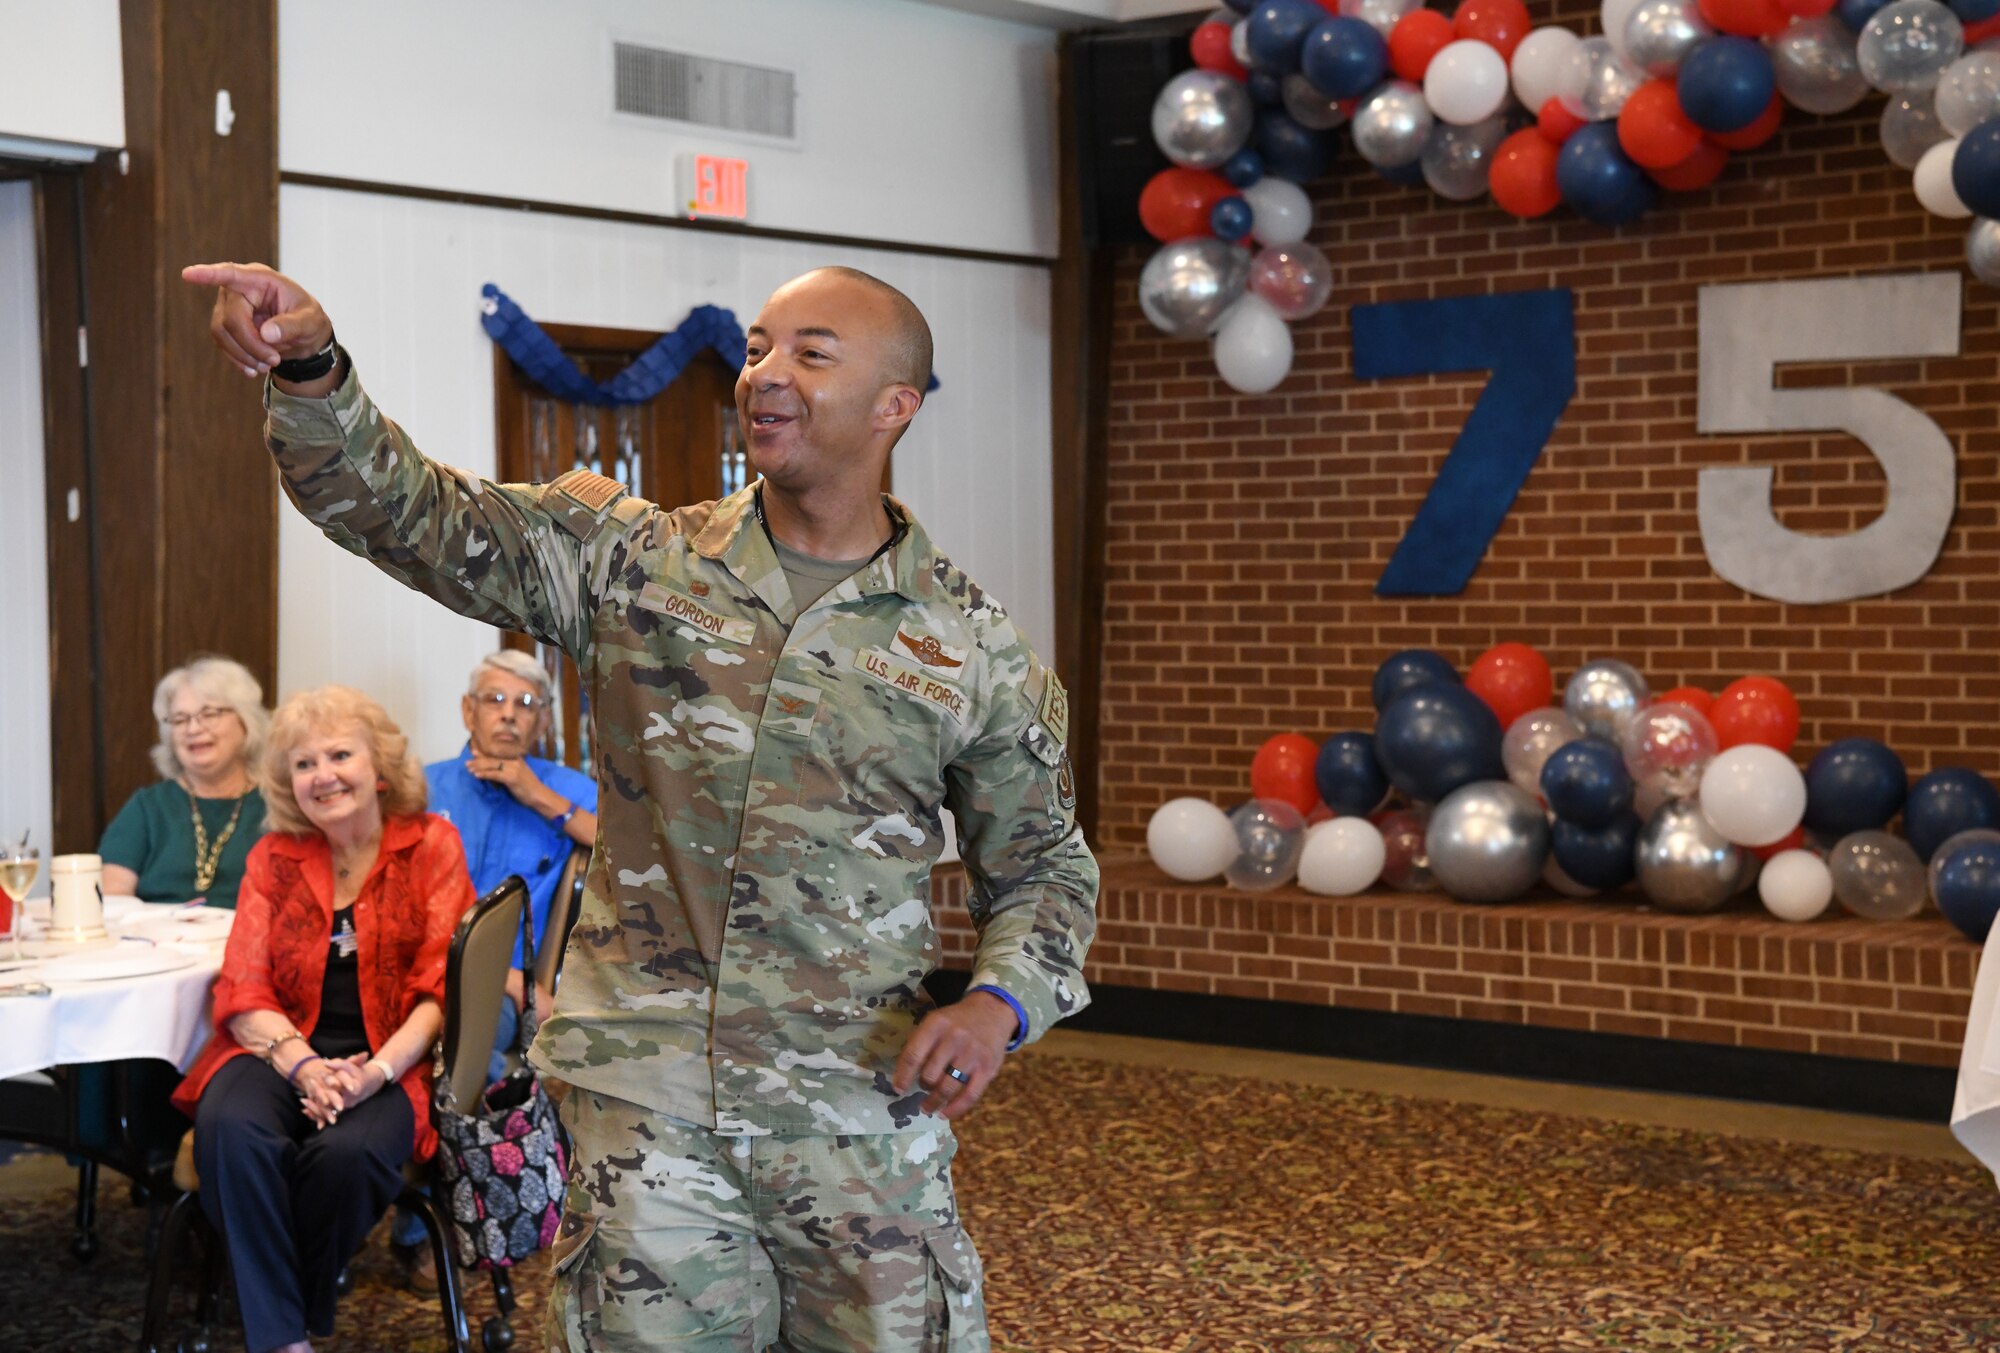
[0, 898, 232, 1082]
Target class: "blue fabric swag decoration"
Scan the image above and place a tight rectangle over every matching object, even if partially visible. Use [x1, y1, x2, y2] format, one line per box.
[480, 283, 939, 406]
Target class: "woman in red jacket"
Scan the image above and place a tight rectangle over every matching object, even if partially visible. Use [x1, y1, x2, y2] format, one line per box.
[173, 686, 473, 1353]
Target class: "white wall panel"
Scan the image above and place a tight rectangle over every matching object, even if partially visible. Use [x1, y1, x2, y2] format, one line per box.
[0, 182, 53, 873]
[277, 183, 1053, 765]
[0, 0, 124, 153]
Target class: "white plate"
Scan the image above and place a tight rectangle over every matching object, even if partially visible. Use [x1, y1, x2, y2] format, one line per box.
[39, 950, 201, 982]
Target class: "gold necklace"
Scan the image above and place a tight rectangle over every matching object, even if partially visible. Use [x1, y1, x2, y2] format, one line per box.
[189, 790, 247, 893]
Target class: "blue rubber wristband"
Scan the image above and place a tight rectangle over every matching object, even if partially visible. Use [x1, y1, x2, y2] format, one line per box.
[967, 984, 1028, 1052]
[286, 1054, 324, 1088]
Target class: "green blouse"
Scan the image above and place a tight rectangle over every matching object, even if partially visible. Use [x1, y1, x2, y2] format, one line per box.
[97, 780, 266, 909]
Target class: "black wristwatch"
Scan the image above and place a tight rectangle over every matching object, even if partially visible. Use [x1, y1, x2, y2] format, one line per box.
[273, 334, 339, 383]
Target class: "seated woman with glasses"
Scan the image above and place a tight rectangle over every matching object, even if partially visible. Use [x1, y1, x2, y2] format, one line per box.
[99, 655, 270, 908]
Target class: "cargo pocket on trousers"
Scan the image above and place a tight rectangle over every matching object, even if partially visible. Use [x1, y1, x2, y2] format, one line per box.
[549, 1211, 601, 1347]
[923, 1223, 989, 1351]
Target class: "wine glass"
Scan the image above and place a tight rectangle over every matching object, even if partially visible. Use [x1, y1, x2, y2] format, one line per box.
[0, 836, 37, 961]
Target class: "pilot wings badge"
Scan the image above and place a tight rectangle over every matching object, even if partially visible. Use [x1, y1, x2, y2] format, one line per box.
[895, 628, 965, 670]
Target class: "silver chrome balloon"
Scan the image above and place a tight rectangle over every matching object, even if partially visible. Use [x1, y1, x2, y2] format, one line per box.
[1635, 799, 1742, 914]
[1882, 89, 1950, 167]
[1343, 0, 1422, 39]
[1138, 238, 1251, 339]
[1828, 829, 1928, 918]
[1858, 0, 1965, 93]
[1283, 73, 1351, 131]
[1772, 17, 1872, 115]
[1424, 781, 1550, 904]
[1421, 115, 1508, 200]
[1353, 79, 1435, 168]
[1152, 69, 1255, 170]
[1563, 658, 1651, 740]
[1561, 35, 1645, 121]
[1969, 216, 2000, 285]
[1623, 0, 1712, 78]
[1935, 50, 2000, 136]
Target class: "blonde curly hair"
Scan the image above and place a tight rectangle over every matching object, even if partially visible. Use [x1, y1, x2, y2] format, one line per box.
[260, 686, 427, 836]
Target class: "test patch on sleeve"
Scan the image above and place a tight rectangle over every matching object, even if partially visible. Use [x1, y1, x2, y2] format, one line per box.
[1036, 669, 1071, 749]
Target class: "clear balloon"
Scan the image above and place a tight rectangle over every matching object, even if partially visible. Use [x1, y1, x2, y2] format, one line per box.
[1211, 292, 1295, 394]
[1342, 0, 1423, 39]
[1620, 701, 1719, 799]
[1915, 136, 1972, 215]
[1298, 816, 1388, 894]
[1881, 89, 1950, 167]
[1241, 174, 1315, 244]
[1421, 114, 1508, 197]
[1560, 35, 1647, 120]
[1635, 798, 1743, 913]
[1759, 848, 1834, 921]
[1827, 829, 1928, 918]
[1138, 238, 1252, 339]
[1624, 0, 1714, 75]
[1147, 797, 1241, 880]
[1426, 39, 1513, 124]
[1282, 72, 1352, 130]
[1223, 798, 1308, 890]
[1969, 216, 2000, 283]
[1353, 79, 1436, 166]
[1936, 50, 2000, 133]
[1503, 707, 1583, 798]
[1564, 658, 1651, 740]
[1603, 0, 1649, 57]
[1772, 17, 1873, 112]
[1153, 69, 1257, 169]
[1858, 0, 1965, 91]
[1513, 27, 1583, 111]
[1698, 743, 1808, 847]
[1249, 241, 1335, 319]
[1425, 781, 1550, 902]
[1376, 807, 1435, 890]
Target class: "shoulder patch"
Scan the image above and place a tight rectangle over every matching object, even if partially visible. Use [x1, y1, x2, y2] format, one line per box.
[553, 468, 625, 514]
[542, 469, 644, 542]
[1036, 669, 1071, 749]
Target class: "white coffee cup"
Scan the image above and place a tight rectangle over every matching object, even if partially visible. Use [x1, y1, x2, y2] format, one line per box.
[50, 853, 106, 938]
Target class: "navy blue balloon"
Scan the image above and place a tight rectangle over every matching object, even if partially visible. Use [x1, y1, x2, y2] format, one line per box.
[1373, 685, 1506, 804]
[1934, 838, 2000, 942]
[1540, 737, 1635, 830]
[1556, 123, 1657, 227]
[1677, 38, 1775, 134]
[1801, 738, 1908, 838]
[1949, 0, 2000, 22]
[1905, 768, 2000, 860]
[1954, 119, 2000, 219]
[1246, 0, 1323, 74]
[1551, 813, 1642, 892]
[1376, 158, 1427, 186]
[1315, 732, 1391, 817]
[1256, 108, 1338, 181]
[1211, 195, 1255, 242]
[1222, 147, 1266, 188]
[1301, 18, 1388, 100]
[1836, 0, 1892, 28]
[1247, 71, 1286, 106]
[1371, 649, 1460, 712]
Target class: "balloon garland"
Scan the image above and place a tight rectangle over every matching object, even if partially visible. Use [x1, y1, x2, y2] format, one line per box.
[1142, 0, 2000, 392]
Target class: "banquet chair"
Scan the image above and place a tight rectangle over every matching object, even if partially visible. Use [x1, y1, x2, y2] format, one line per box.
[534, 846, 590, 999]
[139, 877, 531, 1353]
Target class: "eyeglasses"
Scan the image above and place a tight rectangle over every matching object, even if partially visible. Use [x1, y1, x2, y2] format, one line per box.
[166, 706, 235, 731]
[472, 691, 545, 713]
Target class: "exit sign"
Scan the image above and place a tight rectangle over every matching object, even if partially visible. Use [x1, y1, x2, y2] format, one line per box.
[683, 154, 749, 221]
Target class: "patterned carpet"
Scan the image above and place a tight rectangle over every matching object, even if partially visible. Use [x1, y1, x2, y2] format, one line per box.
[6, 1054, 2000, 1351]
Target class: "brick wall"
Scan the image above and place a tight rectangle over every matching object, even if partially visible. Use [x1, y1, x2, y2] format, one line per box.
[1095, 19, 2000, 854]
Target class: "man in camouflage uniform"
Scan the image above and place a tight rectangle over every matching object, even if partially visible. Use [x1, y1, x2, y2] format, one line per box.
[185, 260, 1098, 1351]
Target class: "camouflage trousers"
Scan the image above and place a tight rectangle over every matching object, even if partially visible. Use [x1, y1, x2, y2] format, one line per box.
[545, 1089, 989, 1352]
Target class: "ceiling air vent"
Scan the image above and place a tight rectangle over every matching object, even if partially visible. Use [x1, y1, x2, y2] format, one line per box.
[613, 42, 797, 142]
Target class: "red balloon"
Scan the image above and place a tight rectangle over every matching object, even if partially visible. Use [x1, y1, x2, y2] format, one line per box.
[1251, 733, 1322, 817]
[1751, 825, 1808, 861]
[1388, 9, 1455, 82]
[1618, 80, 1703, 169]
[1452, 0, 1531, 59]
[1968, 14, 2000, 42]
[1779, 0, 1836, 14]
[1191, 21, 1249, 80]
[1537, 97, 1587, 146]
[1648, 139, 1729, 190]
[1706, 94, 1782, 150]
[1710, 676, 1801, 753]
[1306, 803, 1336, 826]
[1699, 0, 1790, 35]
[1491, 128, 1563, 217]
[1138, 167, 1234, 242]
[1655, 685, 1714, 716]
[1464, 642, 1554, 732]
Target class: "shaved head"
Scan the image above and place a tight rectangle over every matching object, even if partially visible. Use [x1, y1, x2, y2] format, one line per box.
[793, 266, 932, 396]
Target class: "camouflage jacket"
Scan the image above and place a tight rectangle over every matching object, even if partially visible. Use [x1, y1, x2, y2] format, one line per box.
[265, 360, 1097, 1133]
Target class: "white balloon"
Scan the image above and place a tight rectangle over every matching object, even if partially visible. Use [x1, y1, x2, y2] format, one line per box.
[1299, 817, 1388, 895]
[1698, 744, 1807, 847]
[1759, 849, 1834, 922]
[1916, 137, 1973, 216]
[1211, 293, 1295, 394]
[1425, 40, 1512, 125]
[1602, 0, 1647, 58]
[1146, 797, 1239, 880]
[1513, 27, 1582, 113]
[1240, 175, 1314, 245]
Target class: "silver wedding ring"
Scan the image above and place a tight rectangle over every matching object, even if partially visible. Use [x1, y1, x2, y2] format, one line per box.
[946, 1065, 970, 1084]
